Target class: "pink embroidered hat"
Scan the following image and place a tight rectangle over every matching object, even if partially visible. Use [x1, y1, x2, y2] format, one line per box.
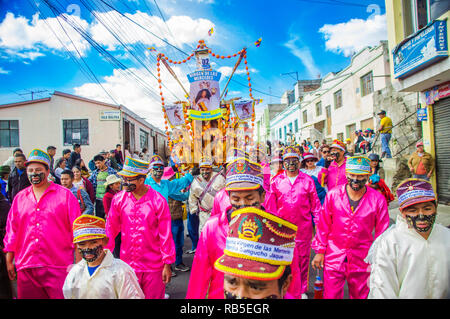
[214, 207, 297, 280]
[282, 146, 301, 160]
[225, 157, 263, 191]
[396, 178, 436, 210]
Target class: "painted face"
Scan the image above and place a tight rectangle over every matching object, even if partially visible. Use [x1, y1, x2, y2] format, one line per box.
[78, 244, 104, 263]
[122, 176, 140, 192]
[151, 165, 164, 180]
[200, 167, 212, 181]
[402, 202, 437, 233]
[26, 163, 48, 185]
[346, 173, 368, 191]
[283, 158, 299, 173]
[223, 275, 284, 299]
[330, 148, 343, 161]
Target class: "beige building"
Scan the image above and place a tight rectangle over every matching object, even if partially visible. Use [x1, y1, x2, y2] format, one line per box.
[0, 91, 167, 165]
[297, 41, 391, 143]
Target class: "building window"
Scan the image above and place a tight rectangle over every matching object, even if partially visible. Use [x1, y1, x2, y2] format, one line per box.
[303, 110, 308, 124]
[0, 120, 19, 148]
[316, 101, 322, 116]
[63, 119, 89, 146]
[279, 128, 282, 139]
[360, 72, 374, 97]
[334, 90, 343, 109]
[429, 0, 450, 21]
[140, 129, 149, 150]
[402, 0, 448, 36]
[337, 132, 344, 142]
[294, 119, 299, 132]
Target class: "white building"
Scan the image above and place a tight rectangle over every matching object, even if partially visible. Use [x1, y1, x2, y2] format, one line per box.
[0, 91, 167, 164]
[270, 41, 391, 145]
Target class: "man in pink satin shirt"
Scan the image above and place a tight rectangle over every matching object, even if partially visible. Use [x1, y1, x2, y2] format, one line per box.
[318, 139, 348, 191]
[311, 156, 390, 299]
[3, 148, 81, 299]
[186, 152, 267, 299]
[264, 145, 322, 299]
[105, 156, 175, 299]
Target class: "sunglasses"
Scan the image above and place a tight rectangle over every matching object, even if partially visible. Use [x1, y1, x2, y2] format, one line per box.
[322, 150, 330, 154]
[122, 177, 140, 183]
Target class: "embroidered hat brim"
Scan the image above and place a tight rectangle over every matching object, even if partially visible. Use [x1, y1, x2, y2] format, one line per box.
[397, 178, 436, 210]
[73, 215, 107, 243]
[215, 254, 286, 281]
[117, 169, 140, 177]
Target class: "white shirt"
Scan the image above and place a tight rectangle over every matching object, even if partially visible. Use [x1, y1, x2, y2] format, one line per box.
[300, 166, 322, 179]
[63, 249, 145, 299]
[287, 175, 297, 185]
[366, 215, 450, 299]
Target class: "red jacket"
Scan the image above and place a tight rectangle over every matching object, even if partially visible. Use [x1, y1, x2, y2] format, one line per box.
[102, 189, 118, 217]
[82, 177, 95, 204]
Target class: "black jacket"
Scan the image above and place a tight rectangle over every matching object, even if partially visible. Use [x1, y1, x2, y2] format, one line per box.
[7, 167, 31, 203]
[67, 151, 81, 169]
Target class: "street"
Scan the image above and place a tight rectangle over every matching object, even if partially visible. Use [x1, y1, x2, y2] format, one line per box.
[165, 216, 397, 299]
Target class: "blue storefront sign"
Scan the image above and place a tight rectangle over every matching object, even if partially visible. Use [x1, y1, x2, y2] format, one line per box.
[393, 19, 448, 79]
[417, 108, 428, 122]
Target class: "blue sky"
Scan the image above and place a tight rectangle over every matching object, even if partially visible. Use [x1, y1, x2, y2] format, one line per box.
[0, 0, 387, 128]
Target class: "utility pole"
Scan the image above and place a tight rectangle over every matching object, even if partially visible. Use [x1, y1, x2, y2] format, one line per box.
[19, 89, 48, 100]
[281, 71, 299, 85]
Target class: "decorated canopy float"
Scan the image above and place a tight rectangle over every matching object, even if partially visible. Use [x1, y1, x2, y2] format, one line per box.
[156, 40, 262, 169]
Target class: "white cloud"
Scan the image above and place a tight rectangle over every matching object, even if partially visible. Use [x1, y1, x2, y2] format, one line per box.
[319, 14, 387, 57]
[0, 10, 215, 61]
[0, 12, 91, 59]
[74, 65, 189, 129]
[217, 66, 257, 78]
[89, 11, 214, 50]
[0, 67, 10, 74]
[283, 34, 320, 79]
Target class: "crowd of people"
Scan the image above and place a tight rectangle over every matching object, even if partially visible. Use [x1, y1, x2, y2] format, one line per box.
[0, 135, 448, 300]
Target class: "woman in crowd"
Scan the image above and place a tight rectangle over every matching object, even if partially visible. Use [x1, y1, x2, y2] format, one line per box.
[72, 165, 95, 204]
[300, 152, 327, 205]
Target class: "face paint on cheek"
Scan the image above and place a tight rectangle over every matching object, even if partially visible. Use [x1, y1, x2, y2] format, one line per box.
[347, 177, 367, 191]
[28, 172, 45, 184]
[405, 213, 437, 232]
[331, 152, 340, 160]
[124, 183, 136, 192]
[79, 245, 104, 263]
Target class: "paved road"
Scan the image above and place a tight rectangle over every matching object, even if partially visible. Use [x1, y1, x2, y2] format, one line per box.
[165, 216, 396, 300]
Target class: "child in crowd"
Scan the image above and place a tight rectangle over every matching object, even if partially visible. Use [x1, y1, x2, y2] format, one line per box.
[63, 215, 144, 299]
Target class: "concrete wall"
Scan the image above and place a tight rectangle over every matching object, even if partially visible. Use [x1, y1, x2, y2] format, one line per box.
[0, 94, 121, 165]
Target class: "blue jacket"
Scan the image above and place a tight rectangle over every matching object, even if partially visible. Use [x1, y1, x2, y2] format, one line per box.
[145, 173, 193, 203]
[70, 185, 94, 215]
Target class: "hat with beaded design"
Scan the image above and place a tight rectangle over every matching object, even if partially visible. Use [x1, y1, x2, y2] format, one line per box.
[73, 215, 107, 244]
[282, 146, 301, 160]
[149, 154, 165, 169]
[25, 148, 51, 168]
[199, 156, 213, 168]
[226, 157, 263, 191]
[118, 156, 150, 177]
[330, 139, 346, 152]
[396, 178, 436, 210]
[346, 156, 371, 175]
[214, 207, 297, 281]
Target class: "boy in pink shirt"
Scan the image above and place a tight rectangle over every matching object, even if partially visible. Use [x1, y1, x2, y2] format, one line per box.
[105, 156, 175, 299]
[4, 148, 81, 299]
